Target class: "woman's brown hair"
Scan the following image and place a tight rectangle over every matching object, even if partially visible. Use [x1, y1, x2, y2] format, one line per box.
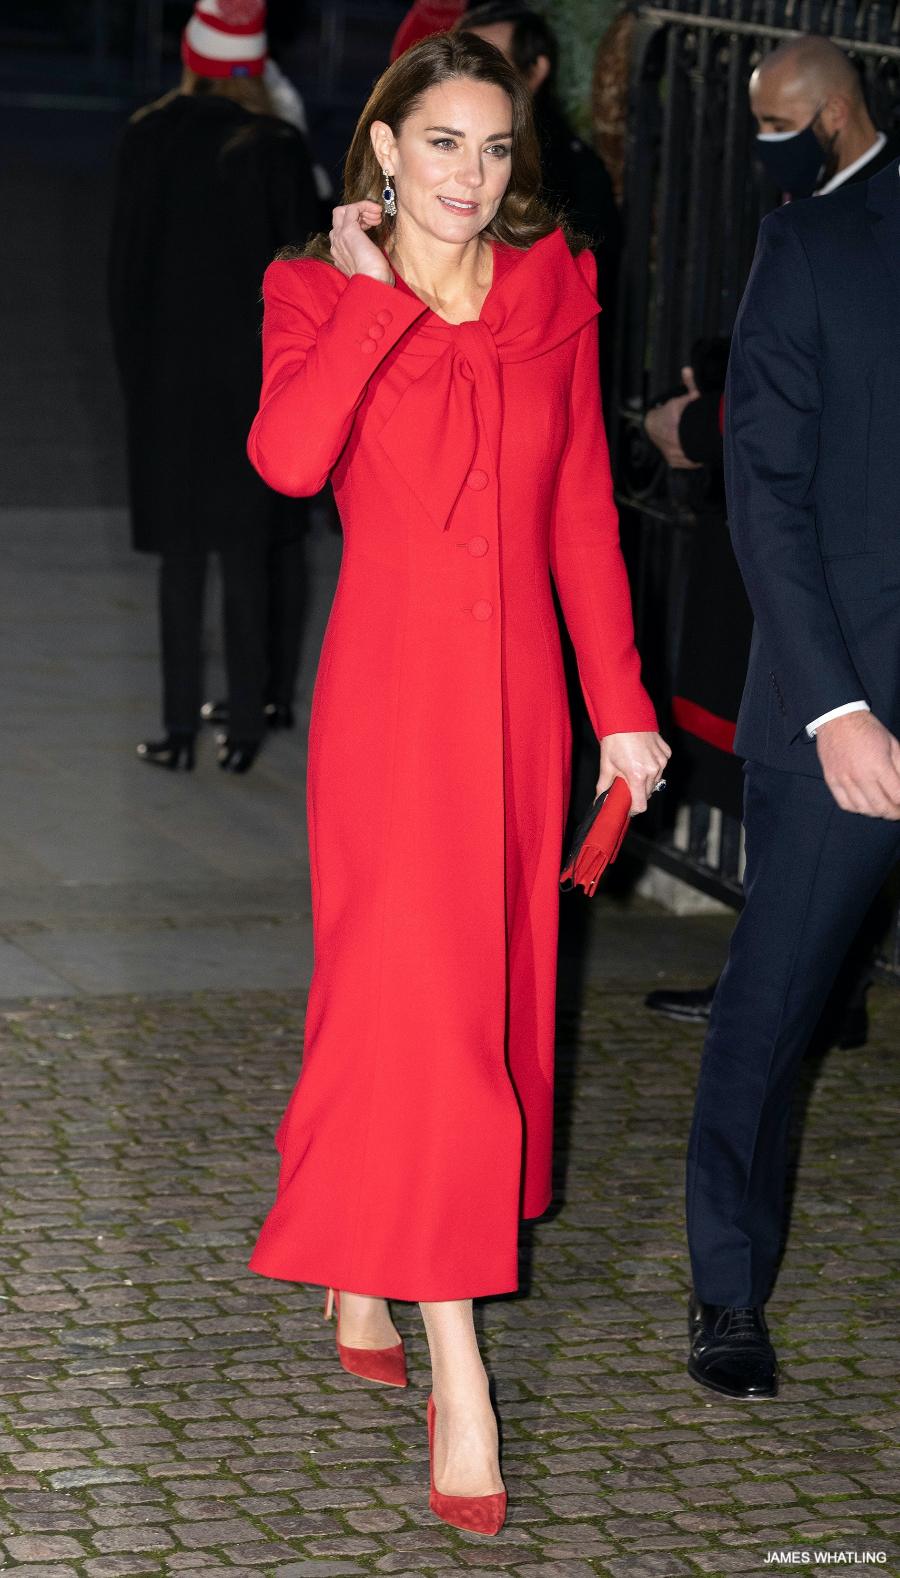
[299, 30, 567, 264]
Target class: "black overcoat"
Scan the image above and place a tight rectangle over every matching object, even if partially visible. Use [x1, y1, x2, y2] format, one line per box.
[108, 92, 319, 554]
[726, 156, 900, 775]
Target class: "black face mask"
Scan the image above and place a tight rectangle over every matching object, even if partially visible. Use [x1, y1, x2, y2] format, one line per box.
[754, 121, 827, 198]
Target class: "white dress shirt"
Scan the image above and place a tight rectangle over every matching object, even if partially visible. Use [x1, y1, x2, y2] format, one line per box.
[816, 132, 887, 195]
[806, 701, 870, 739]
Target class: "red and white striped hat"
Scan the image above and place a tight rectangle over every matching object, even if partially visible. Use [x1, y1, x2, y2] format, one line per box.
[182, 0, 268, 79]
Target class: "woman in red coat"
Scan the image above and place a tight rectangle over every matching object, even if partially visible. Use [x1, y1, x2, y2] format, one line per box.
[248, 32, 668, 1532]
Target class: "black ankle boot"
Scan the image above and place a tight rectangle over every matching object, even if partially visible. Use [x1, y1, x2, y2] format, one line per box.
[217, 738, 259, 774]
[136, 732, 195, 770]
[200, 698, 229, 726]
[687, 1293, 777, 1398]
[264, 702, 295, 730]
[833, 1000, 868, 1050]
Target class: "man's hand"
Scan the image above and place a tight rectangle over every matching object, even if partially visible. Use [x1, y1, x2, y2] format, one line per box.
[816, 710, 900, 819]
[643, 366, 702, 469]
[598, 731, 671, 816]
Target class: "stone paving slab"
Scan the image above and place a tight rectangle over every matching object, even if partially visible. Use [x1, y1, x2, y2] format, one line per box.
[0, 984, 897, 1578]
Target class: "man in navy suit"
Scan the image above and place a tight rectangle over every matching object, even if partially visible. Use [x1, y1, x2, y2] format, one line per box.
[685, 156, 900, 1397]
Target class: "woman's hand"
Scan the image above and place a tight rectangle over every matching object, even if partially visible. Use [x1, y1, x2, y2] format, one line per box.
[329, 201, 394, 285]
[597, 731, 671, 815]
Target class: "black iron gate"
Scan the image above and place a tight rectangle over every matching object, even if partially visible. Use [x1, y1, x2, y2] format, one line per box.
[613, 0, 900, 937]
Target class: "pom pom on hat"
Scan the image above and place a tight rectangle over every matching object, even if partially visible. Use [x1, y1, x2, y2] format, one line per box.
[182, 0, 268, 78]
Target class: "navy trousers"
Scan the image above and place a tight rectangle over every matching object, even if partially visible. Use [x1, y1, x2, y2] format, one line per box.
[686, 760, 900, 1307]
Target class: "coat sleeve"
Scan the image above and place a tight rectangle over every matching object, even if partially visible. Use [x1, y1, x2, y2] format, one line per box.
[724, 210, 865, 739]
[247, 261, 428, 496]
[550, 278, 657, 741]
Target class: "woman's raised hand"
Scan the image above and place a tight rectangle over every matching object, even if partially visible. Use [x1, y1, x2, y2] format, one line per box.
[329, 201, 394, 285]
[597, 731, 671, 816]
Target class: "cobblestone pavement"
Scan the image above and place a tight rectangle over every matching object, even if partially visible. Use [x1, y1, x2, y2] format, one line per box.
[0, 984, 898, 1578]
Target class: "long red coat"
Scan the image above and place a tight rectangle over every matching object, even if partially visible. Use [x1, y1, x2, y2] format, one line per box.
[247, 230, 656, 1301]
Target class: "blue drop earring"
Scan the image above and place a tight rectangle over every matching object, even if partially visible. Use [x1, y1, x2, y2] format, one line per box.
[382, 168, 397, 218]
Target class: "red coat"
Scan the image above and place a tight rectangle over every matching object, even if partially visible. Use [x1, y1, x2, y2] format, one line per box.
[247, 230, 656, 1301]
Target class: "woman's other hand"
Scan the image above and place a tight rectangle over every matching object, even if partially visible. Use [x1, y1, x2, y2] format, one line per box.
[329, 201, 394, 284]
[597, 731, 671, 815]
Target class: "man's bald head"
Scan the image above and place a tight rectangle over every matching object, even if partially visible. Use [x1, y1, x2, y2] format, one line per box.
[749, 34, 878, 183]
[751, 36, 865, 131]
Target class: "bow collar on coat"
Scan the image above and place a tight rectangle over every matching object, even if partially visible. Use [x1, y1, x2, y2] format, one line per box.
[377, 229, 599, 529]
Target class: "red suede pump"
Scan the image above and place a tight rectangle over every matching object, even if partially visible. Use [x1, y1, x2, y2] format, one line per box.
[324, 1289, 407, 1387]
[427, 1394, 507, 1535]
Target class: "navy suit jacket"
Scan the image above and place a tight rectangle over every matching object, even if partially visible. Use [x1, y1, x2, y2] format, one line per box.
[726, 157, 900, 778]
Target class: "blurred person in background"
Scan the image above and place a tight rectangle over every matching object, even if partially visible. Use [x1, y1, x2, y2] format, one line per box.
[109, 0, 319, 775]
[265, 0, 336, 221]
[752, 34, 900, 199]
[643, 340, 752, 843]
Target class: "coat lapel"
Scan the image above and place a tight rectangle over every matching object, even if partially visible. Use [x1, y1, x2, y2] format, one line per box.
[483, 229, 600, 363]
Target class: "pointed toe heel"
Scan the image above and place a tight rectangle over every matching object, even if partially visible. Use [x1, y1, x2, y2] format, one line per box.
[427, 1394, 507, 1535]
[325, 1289, 407, 1388]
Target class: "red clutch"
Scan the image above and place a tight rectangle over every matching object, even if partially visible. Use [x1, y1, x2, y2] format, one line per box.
[559, 775, 633, 897]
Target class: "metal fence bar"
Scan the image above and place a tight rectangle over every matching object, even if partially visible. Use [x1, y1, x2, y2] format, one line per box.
[641, 6, 900, 55]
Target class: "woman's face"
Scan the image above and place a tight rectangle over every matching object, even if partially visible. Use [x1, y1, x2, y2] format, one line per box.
[371, 79, 514, 245]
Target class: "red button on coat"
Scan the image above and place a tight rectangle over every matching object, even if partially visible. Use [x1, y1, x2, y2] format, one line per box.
[471, 601, 493, 621]
[467, 536, 489, 557]
[369, 323, 385, 340]
[376, 310, 393, 326]
[466, 469, 488, 490]
[360, 339, 377, 353]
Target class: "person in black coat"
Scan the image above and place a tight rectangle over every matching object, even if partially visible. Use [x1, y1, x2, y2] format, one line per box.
[685, 157, 900, 1399]
[108, 1, 319, 773]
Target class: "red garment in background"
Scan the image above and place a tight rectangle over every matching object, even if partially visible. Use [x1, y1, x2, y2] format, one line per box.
[390, 0, 466, 60]
[246, 232, 657, 1301]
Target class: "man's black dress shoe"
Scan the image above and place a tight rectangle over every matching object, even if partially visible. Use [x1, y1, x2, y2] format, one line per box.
[645, 982, 717, 1023]
[647, 981, 869, 1050]
[834, 1002, 868, 1049]
[217, 739, 259, 773]
[688, 1293, 778, 1398]
[200, 699, 229, 726]
[264, 702, 295, 730]
[136, 733, 195, 770]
